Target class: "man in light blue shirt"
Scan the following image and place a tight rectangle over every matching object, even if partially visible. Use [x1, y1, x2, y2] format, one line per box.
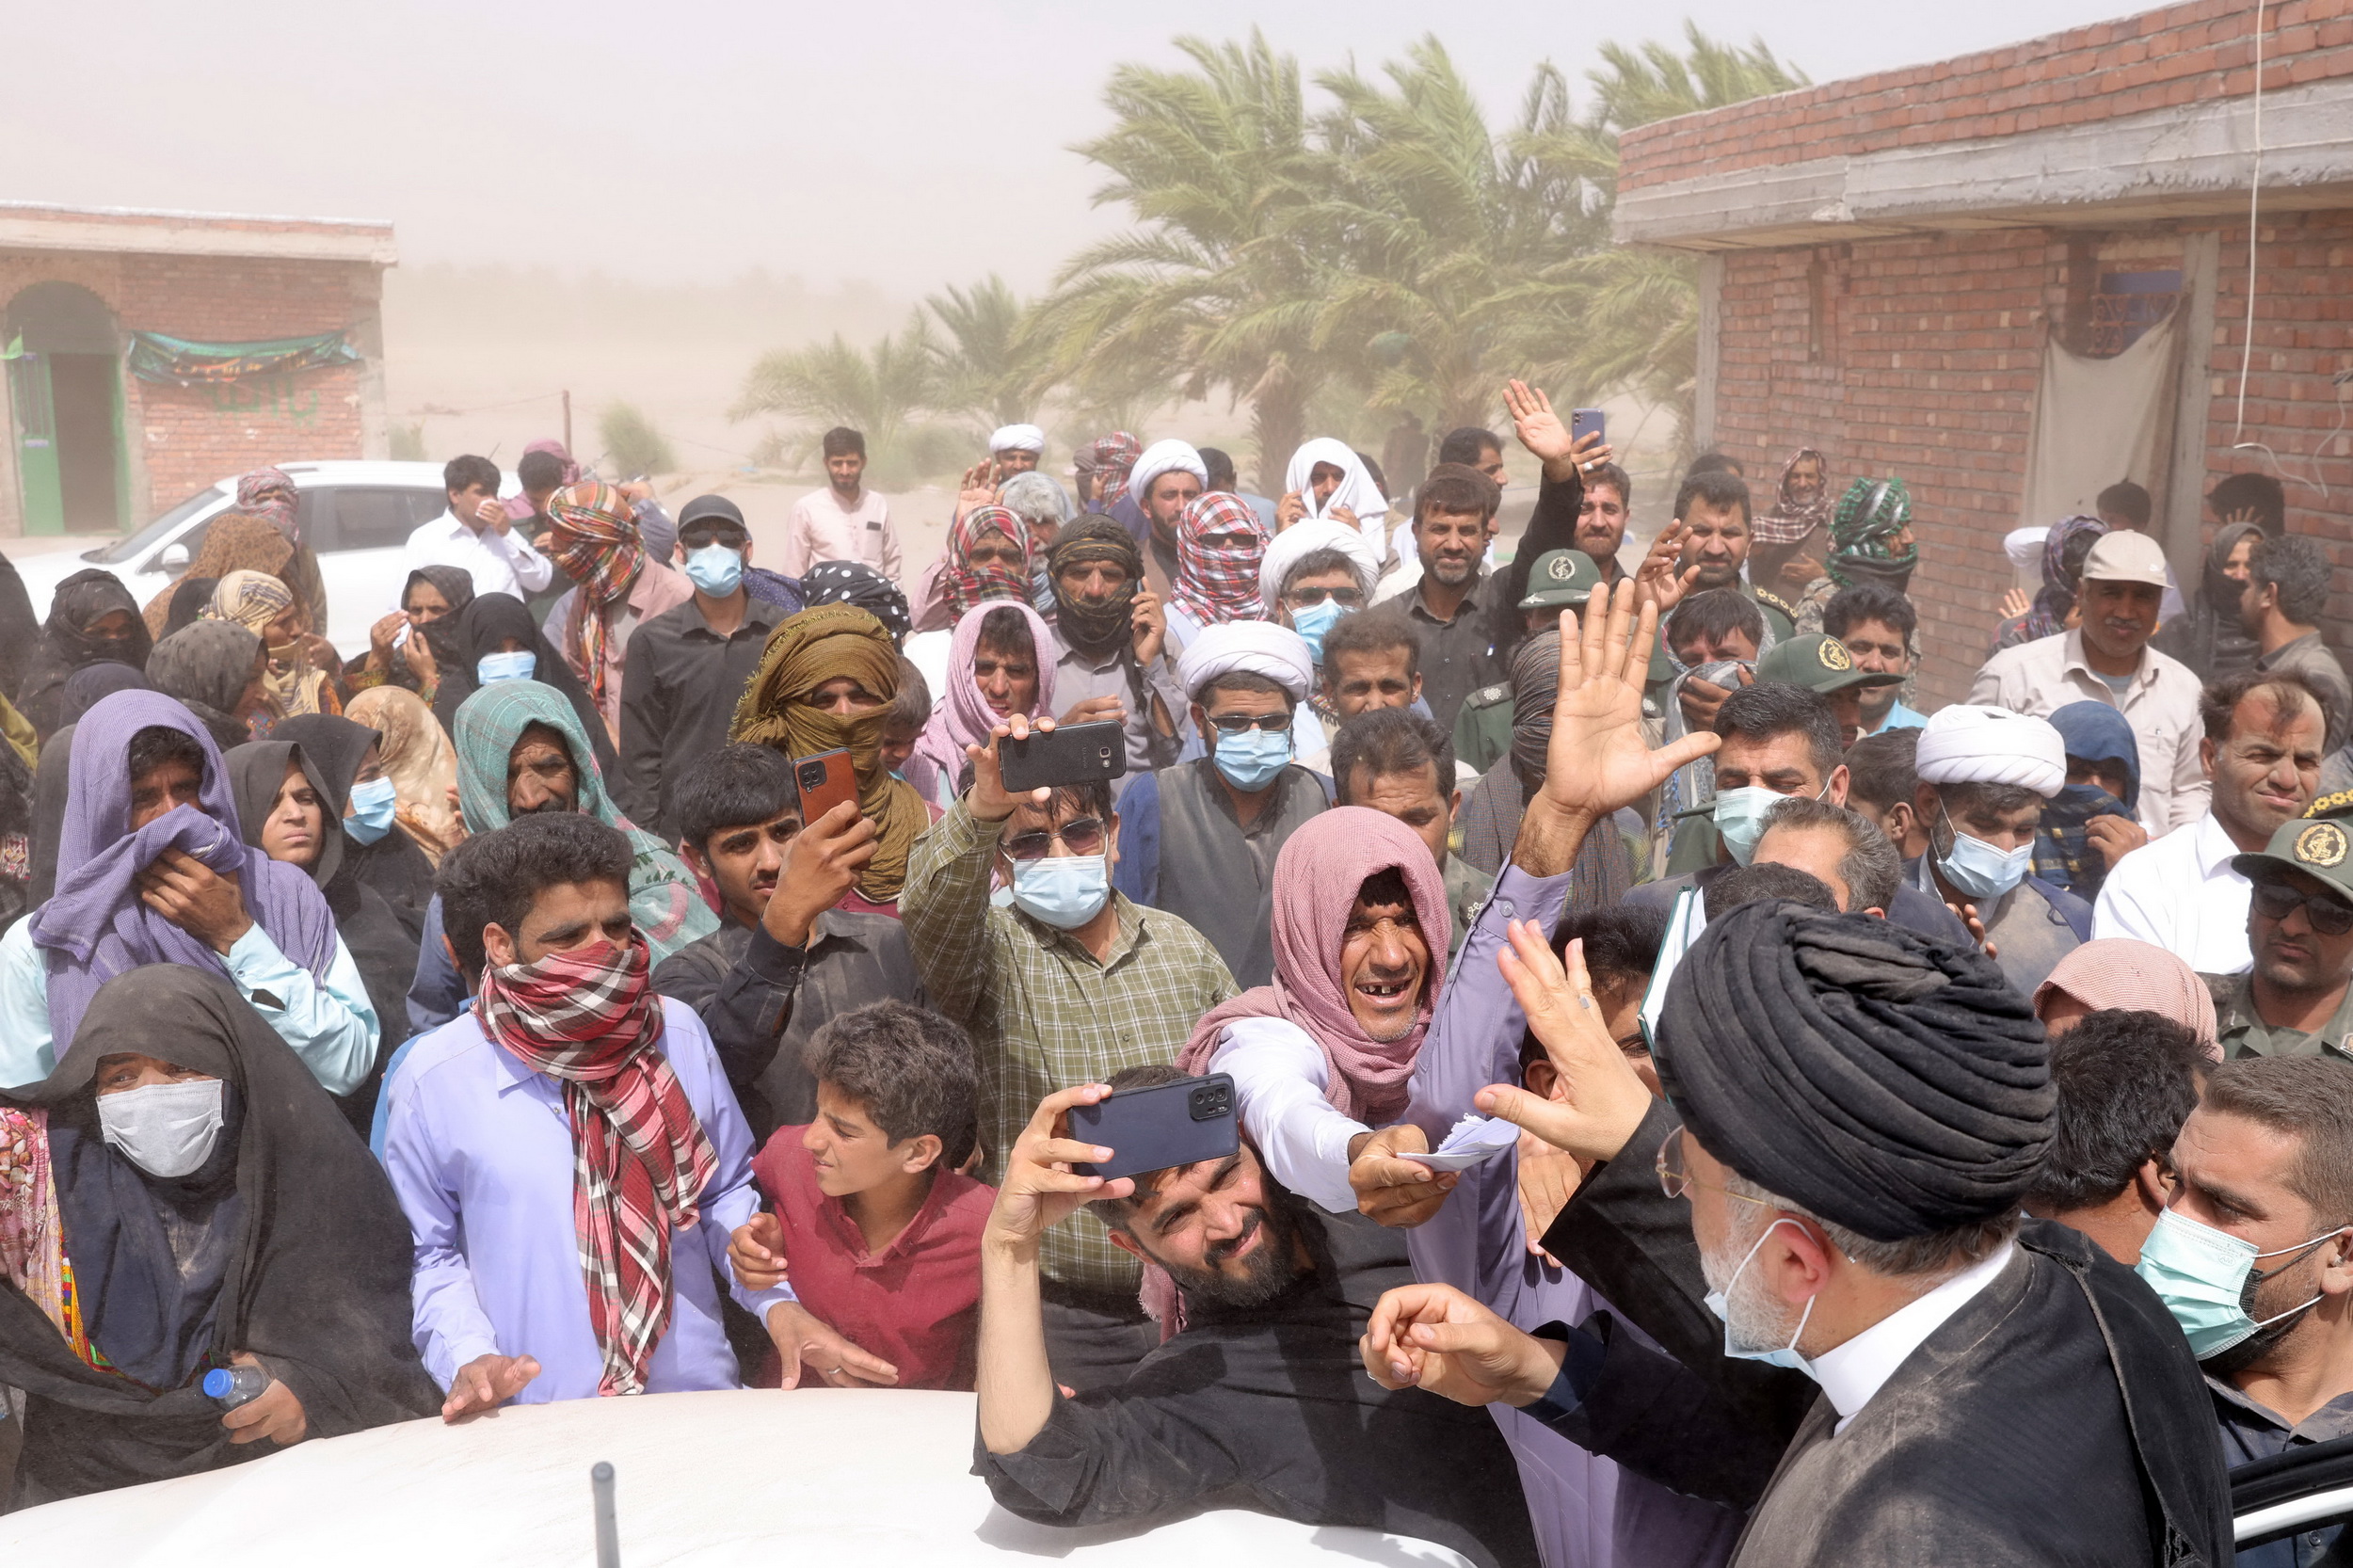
[382, 811, 882, 1414]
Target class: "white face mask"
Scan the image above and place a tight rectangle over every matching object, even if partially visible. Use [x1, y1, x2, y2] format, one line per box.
[97, 1079, 227, 1178]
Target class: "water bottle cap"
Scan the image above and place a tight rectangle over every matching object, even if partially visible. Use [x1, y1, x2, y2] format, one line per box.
[202, 1368, 235, 1398]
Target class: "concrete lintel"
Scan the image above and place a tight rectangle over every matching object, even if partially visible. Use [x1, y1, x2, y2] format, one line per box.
[1616, 79, 2353, 250]
[0, 212, 397, 267]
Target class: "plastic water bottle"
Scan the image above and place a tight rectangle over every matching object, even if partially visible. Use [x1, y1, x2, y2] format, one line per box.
[201, 1365, 272, 1410]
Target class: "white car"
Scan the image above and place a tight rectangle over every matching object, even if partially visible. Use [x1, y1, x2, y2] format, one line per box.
[10, 460, 516, 654]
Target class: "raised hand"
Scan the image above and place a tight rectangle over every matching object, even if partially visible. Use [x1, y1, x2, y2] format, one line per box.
[763, 800, 877, 947]
[442, 1352, 540, 1421]
[1359, 1282, 1562, 1408]
[1504, 379, 1573, 465]
[1539, 584, 1721, 830]
[983, 1083, 1134, 1256]
[1130, 586, 1168, 665]
[958, 461, 1001, 516]
[1631, 521, 1702, 616]
[1477, 926, 1655, 1166]
[964, 714, 1054, 824]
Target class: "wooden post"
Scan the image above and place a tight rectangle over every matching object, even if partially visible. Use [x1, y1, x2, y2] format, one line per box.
[562, 390, 573, 459]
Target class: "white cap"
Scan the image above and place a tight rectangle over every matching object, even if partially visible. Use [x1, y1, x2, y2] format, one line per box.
[2081, 529, 2170, 588]
[2003, 524, 2049, 574]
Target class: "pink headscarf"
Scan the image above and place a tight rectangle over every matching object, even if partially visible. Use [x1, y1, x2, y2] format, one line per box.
[1177, 808, 1452, 1126]
[906, 599, 1059, 804]
[2033, 938, 2221, 1061]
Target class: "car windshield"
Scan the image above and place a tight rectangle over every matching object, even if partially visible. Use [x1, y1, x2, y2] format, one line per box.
[87, 484, 227, 564]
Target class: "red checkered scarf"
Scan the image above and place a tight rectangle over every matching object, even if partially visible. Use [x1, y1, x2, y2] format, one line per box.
[944, 505, 1033, 616]
[1087, 433, 1142, 507]
[473, 932, 716, 1396]
[544, 483, 648, 705]
[1170, 492, 1268, 627]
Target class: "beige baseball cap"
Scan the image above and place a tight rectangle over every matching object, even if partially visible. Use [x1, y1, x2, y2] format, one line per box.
[2081, 529, 2170, 588]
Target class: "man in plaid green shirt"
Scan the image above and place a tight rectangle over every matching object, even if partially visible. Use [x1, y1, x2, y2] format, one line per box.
[904, 723, 1237, 1390]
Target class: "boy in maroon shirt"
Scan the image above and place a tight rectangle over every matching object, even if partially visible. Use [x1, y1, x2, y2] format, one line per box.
[730, 1000, 994, 1389]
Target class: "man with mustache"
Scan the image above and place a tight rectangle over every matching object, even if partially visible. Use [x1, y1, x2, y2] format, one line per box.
[2211, 802, 2353, 1057]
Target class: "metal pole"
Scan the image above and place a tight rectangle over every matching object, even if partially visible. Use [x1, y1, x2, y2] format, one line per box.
[562, 390, 573, 459]
[590, 1461, 619, 1568]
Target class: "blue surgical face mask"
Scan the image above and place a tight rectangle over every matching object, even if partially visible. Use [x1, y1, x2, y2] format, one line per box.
[477, 649, 536, 685]
[683, 542, 745, 598]
[344, 776, 398, 845]
[2135, 1206, 2338, 1360]
[1289, 599, 1350, 667]
[1704, 1217, 1818, 1375]
[1712, 787, 1785, 866]
[1213, 726, 1292, 792]
[1934, 805, 2033, 901]
[1009, 854, 1110, 929]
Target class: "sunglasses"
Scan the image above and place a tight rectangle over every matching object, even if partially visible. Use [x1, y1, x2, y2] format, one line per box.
[1207, 712, 1292, 735]
[2251, 881, 2353, 937]
[1003, 817, 1107, 861]
[1285, 585, 1364, 609]
[680, 529, 749, 552]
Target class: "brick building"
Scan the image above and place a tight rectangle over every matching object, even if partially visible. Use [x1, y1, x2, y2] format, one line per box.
[1615, 0, 2353, 703]
[0, 203, 395, 536]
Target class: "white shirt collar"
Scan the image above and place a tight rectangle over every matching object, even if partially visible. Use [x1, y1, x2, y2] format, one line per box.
[1807, 1240, 2016, 1432]
[2192, 811, 2249, 878]
[2059, 629, 2149, 694]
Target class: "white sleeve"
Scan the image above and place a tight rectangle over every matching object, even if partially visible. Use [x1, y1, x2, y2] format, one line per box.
[0, 918, 57, 1091]
[1209, 1017, 1368, 1214]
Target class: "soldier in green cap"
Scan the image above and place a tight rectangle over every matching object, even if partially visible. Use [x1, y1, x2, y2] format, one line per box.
[1754, 632, 1905, 747]
[1452, 548, 1602, 776]
[2217, 796, 2353, 1058]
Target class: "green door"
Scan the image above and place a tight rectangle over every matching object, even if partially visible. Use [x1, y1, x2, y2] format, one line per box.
[6, 352, 64, 536]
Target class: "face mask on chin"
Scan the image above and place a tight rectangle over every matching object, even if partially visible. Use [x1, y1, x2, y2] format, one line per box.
[1703, 1216, 1819, 1377]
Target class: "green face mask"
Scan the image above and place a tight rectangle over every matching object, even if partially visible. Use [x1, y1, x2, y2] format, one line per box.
[2134, 1206, 2339, 1360]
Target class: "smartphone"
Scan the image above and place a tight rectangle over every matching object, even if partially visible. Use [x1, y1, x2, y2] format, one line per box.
[1571, 408, 1608, 448]
[1069, 1073, 1239, 1182]
[1000, 720, 1128, 795]
[792, 748, 859, 824]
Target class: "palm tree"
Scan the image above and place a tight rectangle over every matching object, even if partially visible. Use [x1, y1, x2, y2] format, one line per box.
[732, 317, 939, 482]
[1032, 31, 1332, 493]
[925, 275, 1040, 437]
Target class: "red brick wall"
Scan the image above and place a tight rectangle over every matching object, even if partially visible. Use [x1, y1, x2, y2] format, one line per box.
[1620, 0, 2353, 193]
[1710, 211, 2353, 707]
[0, 249, 380, 523]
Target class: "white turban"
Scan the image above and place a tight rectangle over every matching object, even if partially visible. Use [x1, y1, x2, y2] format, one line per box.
[1283, 438, 1389, 538]
[1257, 518, 1379, 607]
[1128, 440, 1208, 504]
[1176, 620, 1316, 703]
[1915, 704, 2067, 798]
[2003, 524, 2048, 575]
[989, 423, 1046, 455]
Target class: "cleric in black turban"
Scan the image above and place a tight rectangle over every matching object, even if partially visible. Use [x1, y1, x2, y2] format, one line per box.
[1652, 898, 2054, 1240]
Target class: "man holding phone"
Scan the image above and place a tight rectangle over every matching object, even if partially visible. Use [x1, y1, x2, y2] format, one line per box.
[970, 1068, 1537, 1568]
[903, 712, 1237, 1391]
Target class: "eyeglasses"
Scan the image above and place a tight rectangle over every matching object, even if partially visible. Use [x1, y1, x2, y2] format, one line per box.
[2251, 881, 2353, 937]
[1656, 1127, 1777, 1208]
[1285, 585, 1364, 609]
[1003, 817, 1107, 861]
[1207, 712, 1292, 735]
[680, 528, 749, 552]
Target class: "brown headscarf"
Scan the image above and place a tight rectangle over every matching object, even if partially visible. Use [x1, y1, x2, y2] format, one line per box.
[344, 684, 466, 864]
[728, 604, 926, 904]
[140, 516, 294, 639]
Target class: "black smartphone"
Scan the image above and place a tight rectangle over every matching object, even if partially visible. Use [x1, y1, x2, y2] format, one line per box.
[1000, 720, 1128, 795]
[1068, 1073, 1239, 1181]
[792, 748, 859, 823]
[1571, 408, 1608, 448]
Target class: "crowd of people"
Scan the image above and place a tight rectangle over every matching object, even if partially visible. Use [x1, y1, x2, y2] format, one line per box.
[0, 394, 2346, 1568]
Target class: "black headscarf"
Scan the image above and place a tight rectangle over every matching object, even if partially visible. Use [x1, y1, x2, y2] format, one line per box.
[0, 547, 45, 700]
[1047, 518, 1144, 660]
[273, 712, 436, 941]
[16, 569, 154, 740]
[1655, 900, 2053, 1242]
[145, 620, 262, 754]
[801, 560, 911, 643]
[431, 592, 618, 777]
[0, 968, 439, 1505]
[401, 566, 475, 674]
[2151, 521, 2263, 685]
[163, 576, 219, 639]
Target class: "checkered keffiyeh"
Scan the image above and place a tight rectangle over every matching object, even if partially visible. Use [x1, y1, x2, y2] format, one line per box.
[474, 933, 716, 1397]
[944, 504, 1034, 616]
[544, 482, 649, 705]
[1084, 432, 1142, 507]
[1170, 491, 1269, 627]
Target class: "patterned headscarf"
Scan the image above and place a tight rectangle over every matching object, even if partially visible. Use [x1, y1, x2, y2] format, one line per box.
[203, 570, 326, 724]
[1170, 491, 1269, 627]
[1081, 432, 1142, 509]
[235, 467, 300, 542]
[473, 931, 714, 1397]
[1047, 519, 1145, 661]
[345, 684, 465, 864]
[140, 514, 294, 638]
[1753, 448, 1833, 547]
[2023, 515, 2111, 642]
[942, 505, 1032, 617]
[543, 482, 649, 707]
[801, 561, 910, 643]
[1824, 476, 1919, 591]
[728, 605, 929, 904]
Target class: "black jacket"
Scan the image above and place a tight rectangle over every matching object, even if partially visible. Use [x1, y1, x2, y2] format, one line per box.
[615, 596, 782, 841]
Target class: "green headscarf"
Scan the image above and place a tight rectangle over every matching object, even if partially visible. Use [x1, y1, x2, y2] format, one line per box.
[451, 680, 718, 962]
[1825, 476, 1919, 592]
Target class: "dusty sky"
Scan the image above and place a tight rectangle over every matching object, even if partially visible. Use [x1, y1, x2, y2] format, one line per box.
[8, 0, 2150, 293]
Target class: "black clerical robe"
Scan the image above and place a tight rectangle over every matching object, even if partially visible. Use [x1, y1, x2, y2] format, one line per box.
[974, 1204, 1538, 1568]
[1529, 1099, 2233, 1567]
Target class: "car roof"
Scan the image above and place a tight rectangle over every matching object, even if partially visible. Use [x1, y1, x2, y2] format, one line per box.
[202, 460, 466, 489]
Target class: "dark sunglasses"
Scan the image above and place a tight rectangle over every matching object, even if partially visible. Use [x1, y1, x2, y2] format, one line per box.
[680, 528, 749, 551]
[1284, 585, 1364, 608]
[1003, 817, 1107, 861]
[1207, 712, 1292, 735]
[2251, 881, 2353, 937]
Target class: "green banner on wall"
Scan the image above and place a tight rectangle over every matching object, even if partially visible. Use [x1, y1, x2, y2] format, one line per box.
[125, 328, 359, 387]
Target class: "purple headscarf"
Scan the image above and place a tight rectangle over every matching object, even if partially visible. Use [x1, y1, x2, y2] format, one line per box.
[27, 690, 337, 1048]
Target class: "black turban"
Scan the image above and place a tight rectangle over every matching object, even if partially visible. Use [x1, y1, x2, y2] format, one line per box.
[1654, 900, 2053, 1242]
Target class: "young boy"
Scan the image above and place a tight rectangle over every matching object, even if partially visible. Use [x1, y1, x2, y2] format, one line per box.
[728, 1000, 993, 1391]
[880, 656, 931, 782]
